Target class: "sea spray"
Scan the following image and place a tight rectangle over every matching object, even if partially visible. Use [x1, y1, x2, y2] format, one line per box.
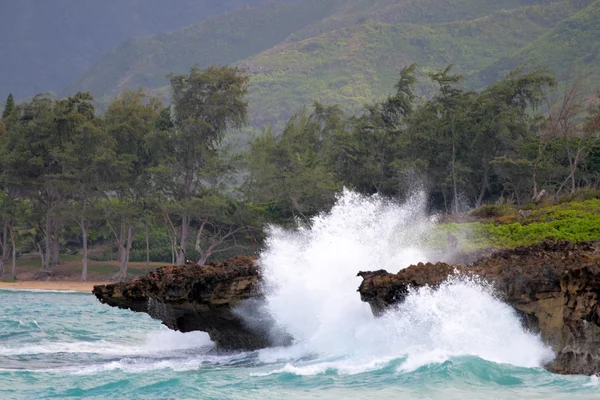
[257, 189, 432, 354]
[378, 276, 555, 372]
[255, 190, 554, 373]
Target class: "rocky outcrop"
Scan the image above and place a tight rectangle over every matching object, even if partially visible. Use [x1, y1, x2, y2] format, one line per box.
[358, 240, 600, 375]
[93, 240, 600, 375]
[92, 256, 275, 350]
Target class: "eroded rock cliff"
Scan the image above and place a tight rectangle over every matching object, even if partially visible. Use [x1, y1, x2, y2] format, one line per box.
[358, 240, 600, 375]
[93, 240, 600, 375]
[92, 256, 272, 350]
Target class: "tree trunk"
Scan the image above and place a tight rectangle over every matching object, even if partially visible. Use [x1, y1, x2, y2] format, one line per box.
[52, 219, 61, 266]
[177, 214, 190, 265]
[43, 207, 51, 271]
[0, 221, 8, 275]
[557, 148, 582, 196]
[118, 223, 135, 280]
[571, 168, 576, 195]
[117, 216, 125, 261]
[38, 243, 46, 271]
[81, 216, 88, 282]
[144, 218, 150, 273]
[163, 211, 177, 265]
[194, 222, 207, 265]
[451, 118, 459, 214]
[532, 164, 539, 201]
[10, 226, 16, 280]
[475, 166, 489, 209]
[198, 253, 210, 266]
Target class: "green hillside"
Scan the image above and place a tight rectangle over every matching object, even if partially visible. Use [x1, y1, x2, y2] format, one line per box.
[64, 0, 341, 100]
[479, 0, 600, 93]
[244, 0, 587, 125]
[0, 0, 270, 99]
[65, 0, 600, 126]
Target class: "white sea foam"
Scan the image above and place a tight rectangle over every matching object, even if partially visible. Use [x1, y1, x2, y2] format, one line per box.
[584, 375, 600, 387]
[143, 329, 213, 352]
[0, 328, 212, 356]
[254, 190, 555, 375]
[0, 352, 244, 375]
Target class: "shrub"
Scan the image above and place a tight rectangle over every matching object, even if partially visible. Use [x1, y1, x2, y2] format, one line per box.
[470, 204, 514, 219]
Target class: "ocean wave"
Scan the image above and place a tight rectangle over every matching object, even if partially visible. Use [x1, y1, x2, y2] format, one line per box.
[0, 329, 213, 356]
[256, 191, 554, 374]
[0, 288, 82, 294]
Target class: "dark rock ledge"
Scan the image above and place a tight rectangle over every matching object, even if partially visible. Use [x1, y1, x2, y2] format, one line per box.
[358, 240, 600, 375]
[92, 256, 270, 350]
[94, 241, 600, 375]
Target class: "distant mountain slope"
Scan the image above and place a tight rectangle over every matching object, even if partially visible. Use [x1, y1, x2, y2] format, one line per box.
[244, 0, 590, 125]
[479, 0, 600, 93]
[287, 0, 553, 40]
[0, 0, 270, 99]
[65, 0, 599, 127]
[64, 0, 340, 100]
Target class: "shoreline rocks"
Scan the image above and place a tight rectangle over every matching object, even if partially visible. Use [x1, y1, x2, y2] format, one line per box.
[92, 256, 272, 350]
[357, 240, 600, 375]
[93, 240, 600, 375]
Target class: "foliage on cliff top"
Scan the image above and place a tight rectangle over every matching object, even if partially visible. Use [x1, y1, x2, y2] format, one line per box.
[430, 198, 600, 251]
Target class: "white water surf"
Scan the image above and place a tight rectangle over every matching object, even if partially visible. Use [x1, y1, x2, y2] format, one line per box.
[255, 190, 554, 375]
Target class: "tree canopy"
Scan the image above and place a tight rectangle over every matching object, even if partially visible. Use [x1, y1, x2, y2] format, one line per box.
[1, 63, 599, 280]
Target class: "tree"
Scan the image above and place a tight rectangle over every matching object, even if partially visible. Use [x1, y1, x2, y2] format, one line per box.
[2, 93, 15, 120]
[245, 104, 344, 223]
[62, 114, 113, 280]
[324, 66, 417, 198]
[2, 94, 60, 271]
[104, 89, 162, 279]
[467, 68, 556, 206]
[190, 194, 258, 265]
[167, 65, 249, 265]
[547, 80, 600, 196]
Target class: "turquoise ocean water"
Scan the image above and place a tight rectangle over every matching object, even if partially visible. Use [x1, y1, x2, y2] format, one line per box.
[0, 289, 598, 400]
[2, 191, 600, 399]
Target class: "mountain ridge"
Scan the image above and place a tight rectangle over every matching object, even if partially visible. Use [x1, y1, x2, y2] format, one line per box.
[11, 0, 599, 128]
[0, 0, 278, 99]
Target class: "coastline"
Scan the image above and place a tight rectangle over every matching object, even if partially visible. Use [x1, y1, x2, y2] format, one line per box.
[0, 280, 113, 293]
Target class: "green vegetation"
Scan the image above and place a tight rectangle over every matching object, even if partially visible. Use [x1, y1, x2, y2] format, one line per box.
[480, 1, 600, 93]
[245, 0, 587, 126]
[65, 0, 341, 103]
[431, 199, 600, 251]
[62, 0, 599, 129]
[0, 67, 261, 281]
[1, 61, 599, 281]
[243, 64, 600, 224]
[0, 0, 268, 99]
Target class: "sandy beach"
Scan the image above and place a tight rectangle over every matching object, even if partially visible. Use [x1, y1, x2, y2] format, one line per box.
[0, 280, 113, 293]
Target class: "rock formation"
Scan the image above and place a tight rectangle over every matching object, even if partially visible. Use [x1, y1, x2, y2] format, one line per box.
[92, 256, 275, 350]
[93, 240, 600, 375]
[358, 240, 600, 375]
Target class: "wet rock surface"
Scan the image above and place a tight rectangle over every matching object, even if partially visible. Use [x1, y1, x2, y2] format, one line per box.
[94, 240, 600, 375]
[358, 240, 600, 375]
[92, 256, 274, 350]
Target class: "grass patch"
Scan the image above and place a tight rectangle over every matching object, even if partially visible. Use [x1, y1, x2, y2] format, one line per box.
[428, 199, 600, 251]
[9, 253, 167, 280]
